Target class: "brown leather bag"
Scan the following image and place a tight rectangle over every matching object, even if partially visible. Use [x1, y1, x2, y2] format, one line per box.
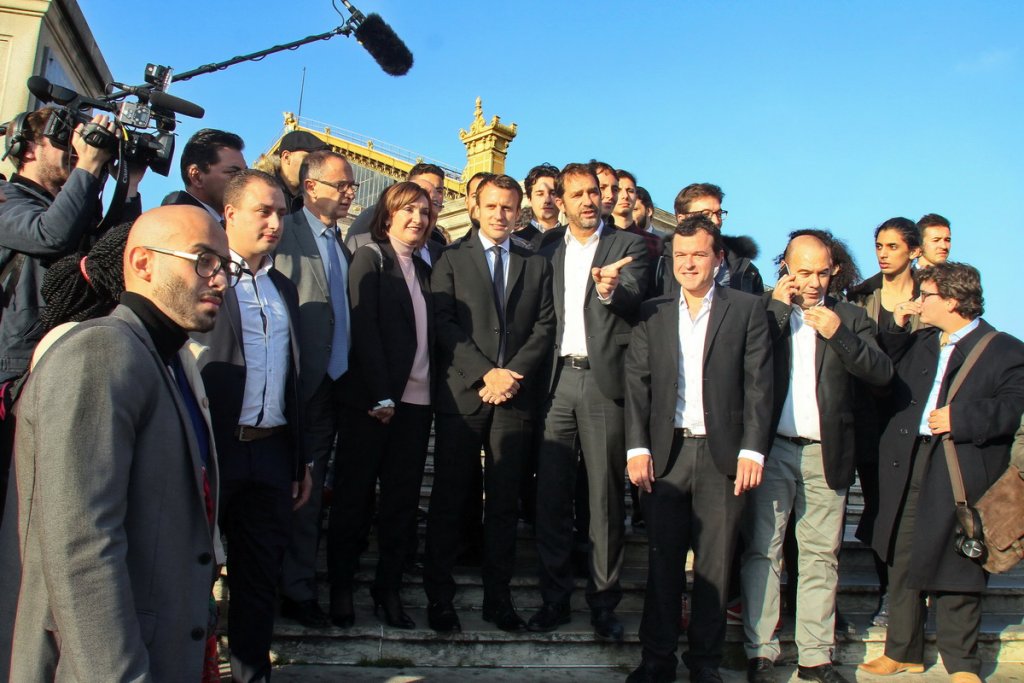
[942, 331, 1024, 573]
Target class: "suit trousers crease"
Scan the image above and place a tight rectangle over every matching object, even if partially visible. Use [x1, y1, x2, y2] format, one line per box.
[424, 408, 527, 605]
[640, 434, 743, 672]
[741, 439, 846, 666]
[281, 374, 344, 602]
[219, 433, 293, 681]
[328, 403, 432, 592]
[535, 366, 625, 609]
[884, 438, 982, 675]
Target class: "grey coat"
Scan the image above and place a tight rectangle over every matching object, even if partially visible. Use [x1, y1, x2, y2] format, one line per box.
[8, 305, 219, 682]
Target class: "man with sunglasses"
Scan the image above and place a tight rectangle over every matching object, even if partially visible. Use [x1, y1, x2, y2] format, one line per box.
[652, 183, 763, 297]
[273, 149, 356, 628]
[9, 204, 230, 681]
[860, 263, 1024, 683]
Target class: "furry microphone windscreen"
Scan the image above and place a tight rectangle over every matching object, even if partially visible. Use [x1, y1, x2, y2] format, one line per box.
[354, 13, 414, 76]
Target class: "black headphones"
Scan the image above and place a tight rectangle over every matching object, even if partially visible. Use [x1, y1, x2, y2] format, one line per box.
[2, 111, 31, 162]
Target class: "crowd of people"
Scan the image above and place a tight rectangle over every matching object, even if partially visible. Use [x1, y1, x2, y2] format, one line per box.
[0, 108, 1022, 683]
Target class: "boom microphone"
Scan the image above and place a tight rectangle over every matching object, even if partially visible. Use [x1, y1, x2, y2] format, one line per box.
[27, 76, 78, 105]
[354, 13, 414, 76]
[149, 91, 205, 119]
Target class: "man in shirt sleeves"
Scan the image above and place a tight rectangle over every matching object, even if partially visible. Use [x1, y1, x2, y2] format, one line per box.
[624, 215, 772, 683]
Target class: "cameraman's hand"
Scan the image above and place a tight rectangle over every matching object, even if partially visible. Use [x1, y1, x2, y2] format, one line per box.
[72, 115, 116, 177]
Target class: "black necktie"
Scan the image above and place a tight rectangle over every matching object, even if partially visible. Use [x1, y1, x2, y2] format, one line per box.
[491, 246, 506, 367]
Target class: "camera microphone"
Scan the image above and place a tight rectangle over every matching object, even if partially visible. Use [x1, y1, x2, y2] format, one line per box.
[149, 91, 205, 119]
[27, 76, 78, 106]
[353, 13, 414, 76]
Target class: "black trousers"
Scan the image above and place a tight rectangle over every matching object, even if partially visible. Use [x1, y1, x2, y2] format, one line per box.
[535, 365, 626, 610]
[327, 402, 432, 592]
[219, 432, 294, 682]
[639, 433, 744, 674]
[884, 438, 982, 675]
[423, 407, 528, 604]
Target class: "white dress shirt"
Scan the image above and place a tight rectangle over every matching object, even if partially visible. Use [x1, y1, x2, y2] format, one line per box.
[919, 318, 980, 436]
[776, 306, 822, 441]
[186, 191, 222, 223]
[233, 252, 290, 427]
[560, 223, 604, 357]
[627, 287, 764, 465]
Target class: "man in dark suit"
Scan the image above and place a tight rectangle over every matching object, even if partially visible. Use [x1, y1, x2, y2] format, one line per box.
[424, 174, 555, 633]
[529, 163, 648, 641]
[515, 163, 561, 250]
[191, 170, 311, 680]
[859, 263, 1024, 683]
[741, 234, 893, 683]
[272, 149, 356, 627]
[624, 215, 773, 683]
[161, 128, 246, 222]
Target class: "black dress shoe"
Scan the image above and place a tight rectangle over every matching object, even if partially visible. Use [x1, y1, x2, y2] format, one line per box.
[591, 607, 624, 642]
[329, 586, 354, 628]
[797, 664, 849, 683]
[747, 657, 777, 683]
[527, 601, 571, 632]
[482, 599, 527, 633]
[690, 667, 724, 683]
[371, 586, 414, 629]
[626, 662, 677, 682]
[427, 601, 462, 633]
[280, 597, 330, 629]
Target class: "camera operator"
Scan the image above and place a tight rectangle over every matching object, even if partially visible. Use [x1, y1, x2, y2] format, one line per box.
[0, 107, 143, 521]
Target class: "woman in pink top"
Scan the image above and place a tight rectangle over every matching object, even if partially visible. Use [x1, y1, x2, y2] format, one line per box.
[328, 182, 435, 629]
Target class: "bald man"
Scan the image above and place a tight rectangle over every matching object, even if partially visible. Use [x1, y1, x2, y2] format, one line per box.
[740, 234, 892, 683]
[9, 205, 236, 681]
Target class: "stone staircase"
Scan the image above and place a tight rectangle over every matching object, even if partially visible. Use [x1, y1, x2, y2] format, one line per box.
[216, 448, 1024, 670]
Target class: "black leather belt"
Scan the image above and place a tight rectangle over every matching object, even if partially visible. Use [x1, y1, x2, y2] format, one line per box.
[917, 434, 933, 444]
[674, 428, 707, 439]
[778, 434, 819, 447]
[560, 355, 590, 370]
[235, 425, 287, 442]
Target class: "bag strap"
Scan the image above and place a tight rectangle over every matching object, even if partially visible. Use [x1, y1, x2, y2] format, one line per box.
[941, 330, 999, 508]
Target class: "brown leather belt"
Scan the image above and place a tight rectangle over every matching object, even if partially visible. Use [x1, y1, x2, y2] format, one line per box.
[235, 425, 287, 442]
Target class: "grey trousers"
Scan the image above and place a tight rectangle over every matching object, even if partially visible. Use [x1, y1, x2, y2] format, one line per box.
[741, 438, 846, 666]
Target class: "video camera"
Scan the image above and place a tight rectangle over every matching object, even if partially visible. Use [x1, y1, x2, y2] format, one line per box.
[26, 64, 204, 177]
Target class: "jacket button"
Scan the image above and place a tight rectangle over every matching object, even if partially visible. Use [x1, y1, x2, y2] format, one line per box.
[892, 461, 899, 468]
[201, 397, 209, 409]
[921, 369, 928, 375]
[899, 428, 908, 435]
[191, 627, 205, 641]
[198, 552, 212, 565]
[910, 399, 918, 405]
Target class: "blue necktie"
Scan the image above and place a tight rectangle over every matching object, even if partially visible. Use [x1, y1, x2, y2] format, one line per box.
[324, 227, 349, 379]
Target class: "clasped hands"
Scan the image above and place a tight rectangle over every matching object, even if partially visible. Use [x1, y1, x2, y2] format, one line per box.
[478, 367, 524, 405]
[627, 453, 762, 496]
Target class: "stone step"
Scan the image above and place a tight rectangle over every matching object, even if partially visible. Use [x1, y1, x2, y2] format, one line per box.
[257, 610, 1024, 668]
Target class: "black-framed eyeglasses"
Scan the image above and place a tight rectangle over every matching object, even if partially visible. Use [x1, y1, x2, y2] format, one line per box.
[313, 178, 360, 194]
[144, 246, 242, 287]
[684, 209, 728, 220]
[918, 291, 942, 301]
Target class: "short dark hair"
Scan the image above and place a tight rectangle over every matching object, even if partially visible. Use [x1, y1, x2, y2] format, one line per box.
[615, 169, 637, 186]
[918, 213, 951, 231]
[179, 128, 244, 186]
[555, 162, 599, 198]
[368, 181, 434, 243]
[874, 217, 921, 250]
[476, 173, 524, 205]
[223, 169, 284, 210]
[917, 261, 983, 319]
[467, 171, 494, 192]
[298, 150, 349, 191]
[408, 162, 445, 181]
[524, 163, 559, 196]
[674, 214, 724, 254]
[588, 159, 616, 178]
[674, 183, 724, 215]
[636, 186, 654, 211]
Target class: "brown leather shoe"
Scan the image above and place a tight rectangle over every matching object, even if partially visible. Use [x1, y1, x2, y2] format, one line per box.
[949, 673, 982, 683]
[858, 655, 925, 675]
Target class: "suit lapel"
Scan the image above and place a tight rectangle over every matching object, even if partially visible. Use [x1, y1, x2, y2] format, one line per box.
[939, 320, 992, 403]
[586, 226, 615, 301]
[292, 212, 330, 298]
[505, 249, 525, 306]
[382, 243, 416, 327]
[224, 287, 243, 354]
[703, 286, 730, 362]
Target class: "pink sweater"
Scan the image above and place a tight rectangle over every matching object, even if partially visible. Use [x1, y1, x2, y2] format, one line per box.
[390, 235, 431, 406]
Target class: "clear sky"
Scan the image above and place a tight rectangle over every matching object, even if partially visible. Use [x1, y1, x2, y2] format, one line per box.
[78, 1, 1023, 335]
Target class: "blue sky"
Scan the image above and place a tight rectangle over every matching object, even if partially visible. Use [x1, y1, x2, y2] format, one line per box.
[79, 1, 1022, 334]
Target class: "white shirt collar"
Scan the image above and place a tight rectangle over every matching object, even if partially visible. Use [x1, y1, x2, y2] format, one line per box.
[477, 230, 509, 253]
[231, 249, 273, 275]
[564, 222, 604, 246]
